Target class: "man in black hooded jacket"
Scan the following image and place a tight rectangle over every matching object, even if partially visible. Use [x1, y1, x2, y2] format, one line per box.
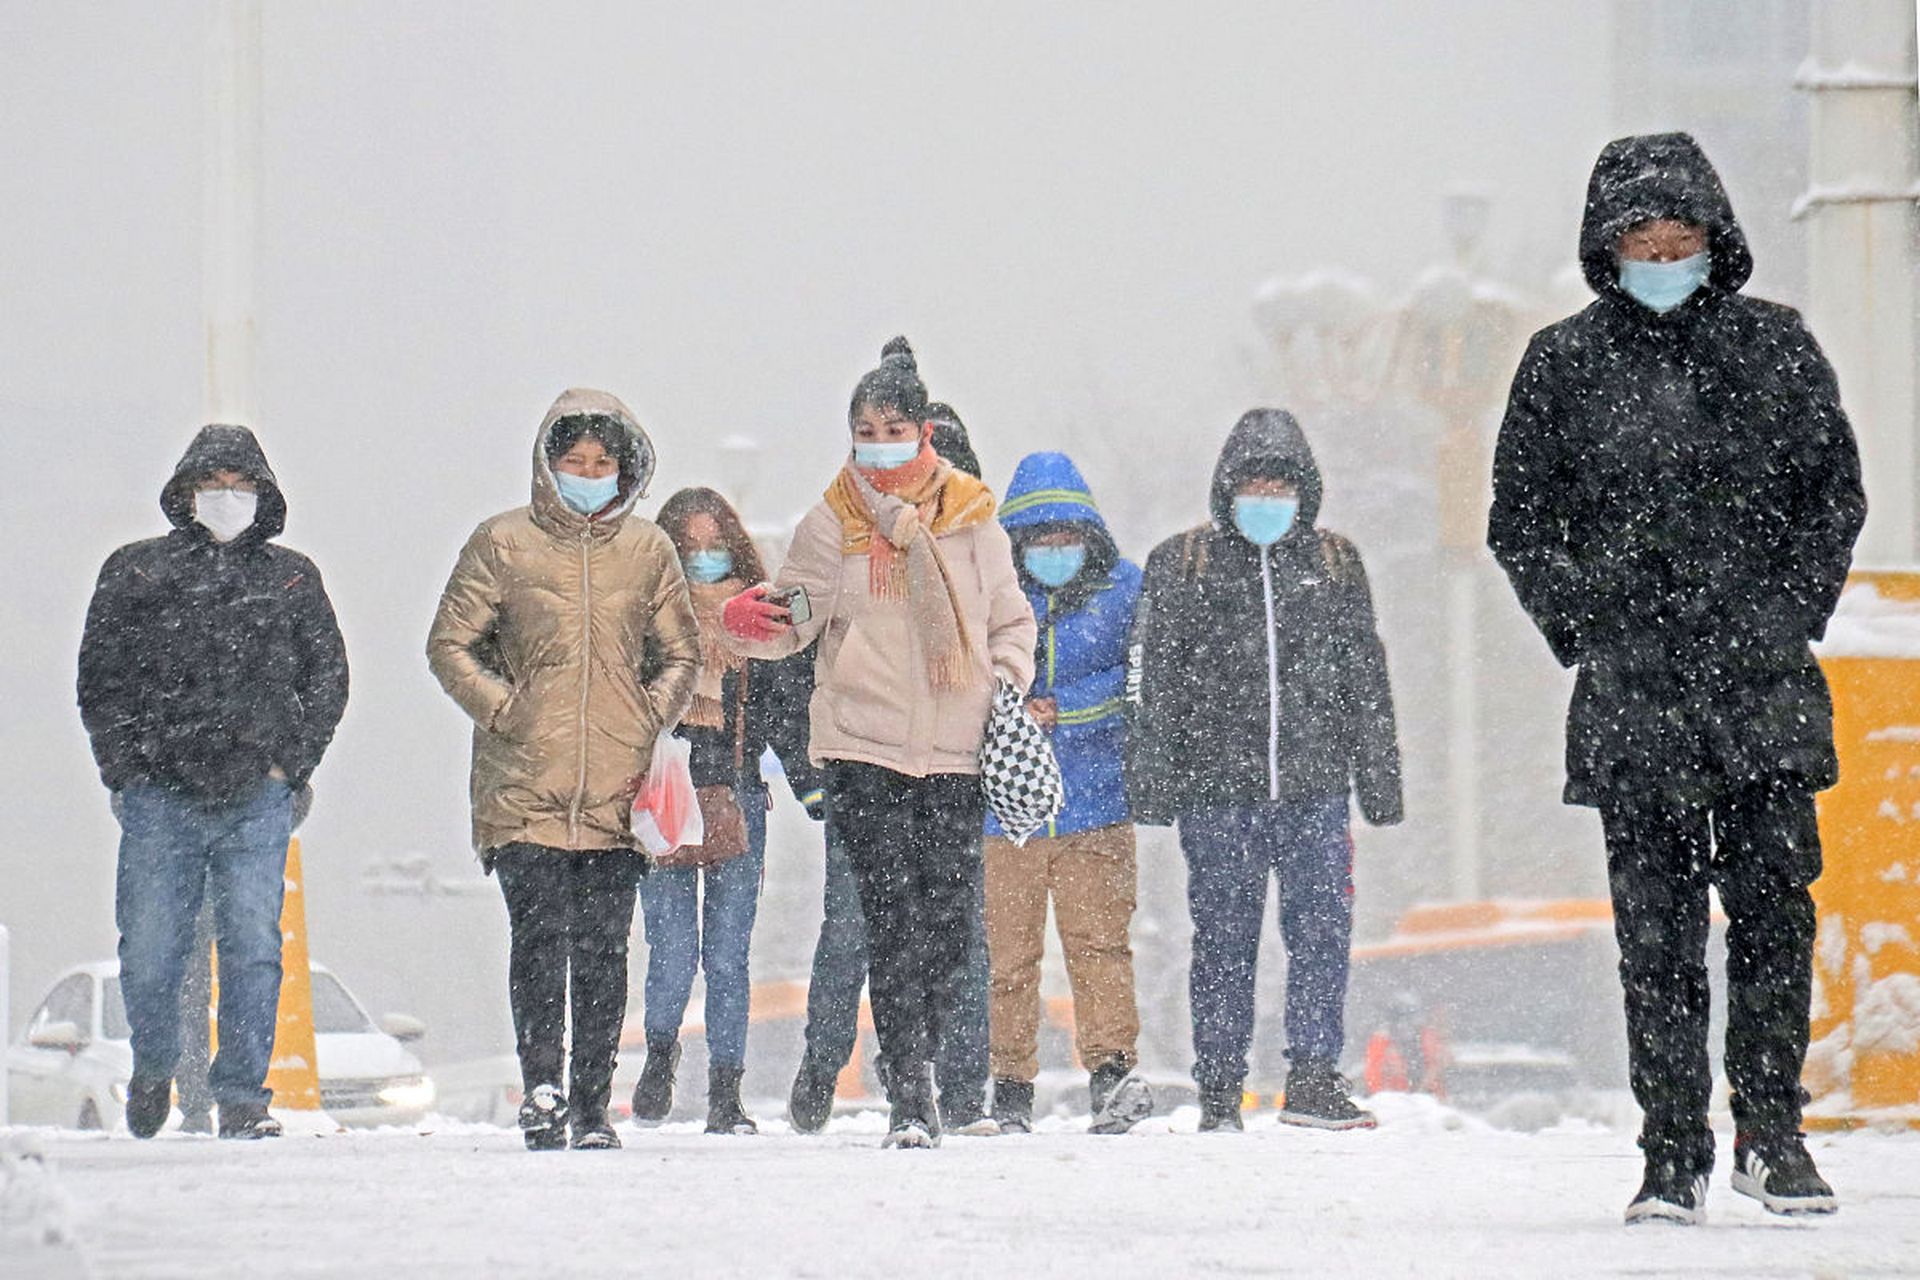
[1129, 409, 1402, 1133]
[1489, 134, 1863, 1224]
[78, 425, 349, 1140]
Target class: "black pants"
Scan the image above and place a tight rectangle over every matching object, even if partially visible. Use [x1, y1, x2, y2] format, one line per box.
[1599, 780, 1821, 1169]
[825, 762, 985, 1093]
[493, 845, 644, 1123]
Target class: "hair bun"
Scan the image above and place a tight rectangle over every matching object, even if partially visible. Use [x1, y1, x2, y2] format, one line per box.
[881, 335, 916, 371]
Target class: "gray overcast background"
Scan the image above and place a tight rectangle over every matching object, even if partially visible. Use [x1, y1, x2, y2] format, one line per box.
[6, 3, 1808, 1064]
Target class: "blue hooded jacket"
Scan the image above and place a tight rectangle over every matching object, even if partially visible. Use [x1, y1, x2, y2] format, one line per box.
[988, 452, 1141, 838]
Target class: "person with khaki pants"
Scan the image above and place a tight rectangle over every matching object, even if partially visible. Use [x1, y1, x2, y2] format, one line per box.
[985, 452, 1150, 1134]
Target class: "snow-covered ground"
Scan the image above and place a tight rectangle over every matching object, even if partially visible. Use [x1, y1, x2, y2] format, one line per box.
[5, 1095, 1918, 1279]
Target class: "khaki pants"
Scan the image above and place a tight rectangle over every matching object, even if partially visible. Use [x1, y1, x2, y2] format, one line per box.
[984, 822, 1141, 1083]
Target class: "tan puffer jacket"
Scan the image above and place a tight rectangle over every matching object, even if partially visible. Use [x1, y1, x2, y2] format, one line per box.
[428, 389, 701, 857]
[734, 483, 1037, 777]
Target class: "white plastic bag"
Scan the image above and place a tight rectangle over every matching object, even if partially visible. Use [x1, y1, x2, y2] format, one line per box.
[631, 732, 705, 857]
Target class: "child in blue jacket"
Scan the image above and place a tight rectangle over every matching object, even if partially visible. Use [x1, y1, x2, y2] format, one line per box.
[985, 452, 1150, 1134]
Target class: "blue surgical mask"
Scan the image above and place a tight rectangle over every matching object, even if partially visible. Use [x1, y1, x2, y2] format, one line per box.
[684, 548, 734, 584]
[553, 469, 620, 515]
[853, 439, 922, 470]
[1618, 251, 1710, 314]
[1023, 543, 1087, 589]
[1233, 494, 1299, 547]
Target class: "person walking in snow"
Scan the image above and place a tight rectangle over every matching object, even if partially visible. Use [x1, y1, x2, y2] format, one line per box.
[787, 403, 996, 1137]
[627, 487, 821, 1136]
[1128, 409, 1402, 1134]
[1489, 133, 1864, 1225]
[721, 339, 1036, 1148]
[78, 424, 348, 1141]
[983, 451, 1151, 1136]
[428, 391, 701, 1151]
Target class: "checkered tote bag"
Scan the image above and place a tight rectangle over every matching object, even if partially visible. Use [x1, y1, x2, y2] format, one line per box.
[979, 677, 1065, 846]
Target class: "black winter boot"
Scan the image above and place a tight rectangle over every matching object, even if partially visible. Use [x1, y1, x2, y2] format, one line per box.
[217, 1101, 283, 1140]
[882, 1061, 941, 1149]
[1198, 1085, 1243, 1133]
[629, 1037, 680, 1125]
[788, 1057, 838, 1135]
[1278, 1059, 1376, 1131]
[992, 1078, 1035, 1135]
[1089, 1059, 1153, 1135]
[125, 1076, 172, 1140]
[519, 1083, 569, 1151]
[706, 1065, 758, 1135]
[1626, 1155, 1709, 1226]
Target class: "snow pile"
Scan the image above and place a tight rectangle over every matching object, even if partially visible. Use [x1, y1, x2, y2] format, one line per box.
[1854, 971, 1920, 1056]
[0, 1131, 83, 1273]
[1815, 582, 1920, 659]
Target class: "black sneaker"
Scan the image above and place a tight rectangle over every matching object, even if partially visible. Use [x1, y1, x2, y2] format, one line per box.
[125, 1076, 173, 1140]
[1625, 1157, 1709, 1226]
[788, 1058, 838, 1135]
[570, 1118, 622, 1150]
[1732, 1132, 1838, 1217]
[629, 1039, 680, 1126]
[992, 1078, 1035, 1135]
[1278, 1061, 1377, 1131]
[519, 1084, 569, 1151]
[706, 1066, 758, 1135]
[216, 1102, 284, 1140]
[1089, 1060, 1153, 1135]
[1198, 1086, 1243, 1134]
[941, 1094, 1000, 1137]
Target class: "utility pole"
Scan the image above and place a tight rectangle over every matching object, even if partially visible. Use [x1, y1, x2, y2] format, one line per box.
[1798, 0, 1920, 564]
[204, 0, 262, 424]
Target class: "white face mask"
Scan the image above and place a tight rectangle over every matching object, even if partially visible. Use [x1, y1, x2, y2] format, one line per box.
[194, 488, 259, 543]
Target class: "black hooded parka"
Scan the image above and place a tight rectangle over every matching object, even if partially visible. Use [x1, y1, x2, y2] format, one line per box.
[78, 425, 350, 804]
[1487, 133, 1865, 808]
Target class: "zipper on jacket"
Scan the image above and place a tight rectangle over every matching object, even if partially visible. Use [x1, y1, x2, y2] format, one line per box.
[1259, 546, 1280, 802]
[1044, 594, 1057, 691]
[568, 529, 593, 845]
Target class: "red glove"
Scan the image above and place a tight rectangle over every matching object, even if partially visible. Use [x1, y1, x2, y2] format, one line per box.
[722, 585, 790, 642]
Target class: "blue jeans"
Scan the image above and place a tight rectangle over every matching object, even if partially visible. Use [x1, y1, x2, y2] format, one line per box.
[114, 778, 291, 1107]
[1179, 794, 1354, 1091]
[639, 783, 768, 1070]
[798, 825, 990, 1111]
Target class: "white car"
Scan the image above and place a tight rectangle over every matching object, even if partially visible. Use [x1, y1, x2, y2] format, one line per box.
[7, 960, 436, 1131]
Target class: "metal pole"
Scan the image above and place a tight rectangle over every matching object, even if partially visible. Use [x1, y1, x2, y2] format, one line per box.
[204, 0, 262, 424]
[1799, 0, 1920, 563]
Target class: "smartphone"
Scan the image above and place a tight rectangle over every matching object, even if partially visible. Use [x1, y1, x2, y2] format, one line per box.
[766, 585, 812, 626]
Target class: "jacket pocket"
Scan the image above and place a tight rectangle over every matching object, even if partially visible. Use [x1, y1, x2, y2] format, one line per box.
[932, 683, 995, 756]
[826, 613, 913, 748]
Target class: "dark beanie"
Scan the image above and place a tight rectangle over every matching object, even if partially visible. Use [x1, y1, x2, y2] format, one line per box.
[926, 402, 982, 478]
[848, 336, 930, 424]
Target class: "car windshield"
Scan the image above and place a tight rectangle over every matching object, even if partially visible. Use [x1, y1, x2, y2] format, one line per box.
[102, 970, 375, 1039]
[310, 972, 376, 1034]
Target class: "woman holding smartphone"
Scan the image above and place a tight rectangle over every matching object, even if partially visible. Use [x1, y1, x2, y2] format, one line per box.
[629, 487, 821, 1135]
[720, 338, 1036, 1148]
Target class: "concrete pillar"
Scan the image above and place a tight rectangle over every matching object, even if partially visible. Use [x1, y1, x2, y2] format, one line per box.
[1800, 0, 1920, 563]
[203, 0, 262, 424]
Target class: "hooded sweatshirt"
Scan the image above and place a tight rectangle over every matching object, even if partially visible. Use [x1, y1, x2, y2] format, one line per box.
[78, 425, 349, 803]
[990, 452, 1141, 838]
[1488, 133, 1865, 806]
[1126, 410, 1402, 827]
[427, 389, 702, 857]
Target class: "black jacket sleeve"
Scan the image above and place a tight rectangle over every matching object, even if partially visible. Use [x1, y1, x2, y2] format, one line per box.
[1125, 537, 1196, 827]
[280, 553, 349, 788]
[76, 547, 147, 791]
[1324, 535, 1403, 827]
[760, 649, 824, 809]
[1488, 333, 1589, 668]
[1768, 311, 1866, 642]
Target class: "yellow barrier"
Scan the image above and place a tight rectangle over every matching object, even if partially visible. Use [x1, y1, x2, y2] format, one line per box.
[1808, 570, 1920, 1130]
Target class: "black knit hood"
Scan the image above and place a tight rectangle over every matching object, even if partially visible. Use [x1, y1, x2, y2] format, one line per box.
[159, 424, 286, 542]
[1579, 132, 1753, 299]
